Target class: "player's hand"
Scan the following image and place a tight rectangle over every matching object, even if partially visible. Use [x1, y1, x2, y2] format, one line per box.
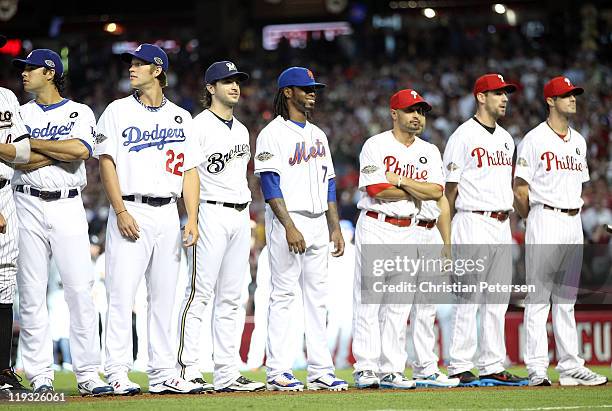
[183, 218, 198, 247]
[117, 211, 140, 241]
[285, 225, 306, 254]
[385, 171, 400, 186]
[0, 213, 6, 234]
[441, 243, 451, 260]
[330, 228, 344, 257]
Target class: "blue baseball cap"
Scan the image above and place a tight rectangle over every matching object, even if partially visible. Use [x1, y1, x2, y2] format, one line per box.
[13, 49, 64, 76]
[121, 43, 168, 71]
[277, 67, 325, 89]
[205, 61, 249, 84]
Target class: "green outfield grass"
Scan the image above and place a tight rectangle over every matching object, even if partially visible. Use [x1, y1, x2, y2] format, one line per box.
[4, 367, 611, 410]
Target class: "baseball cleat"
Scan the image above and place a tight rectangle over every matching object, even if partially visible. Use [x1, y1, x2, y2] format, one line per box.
[109, 377, 141, 396]
[77, 377, 114, 396]
[31, 377, 54, 394]
[0, 369, 29, 397]
[528, 374, 552, 387]
[149, 377, 205, 394]
[190, 377, 215, 393]
[479, 370, 528, 387]
[217, 376, 265, 392]
[559, 367, 608, 386]
[379, 372, 417, 389]
[414, 372, 460, 388]
[266, 372, 304, 391]
[307, 374, 348, 391]
[354, 370, 380, 389]
[449, 371, 481, 387]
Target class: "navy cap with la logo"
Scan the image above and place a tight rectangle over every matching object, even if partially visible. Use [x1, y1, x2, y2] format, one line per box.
[121, 43, 168, 71]
[13, 49, 64, 76]
[205, 61, 249, 84]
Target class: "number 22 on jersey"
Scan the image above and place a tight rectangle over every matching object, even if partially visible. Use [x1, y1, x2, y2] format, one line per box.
[166, 149, 184, 176]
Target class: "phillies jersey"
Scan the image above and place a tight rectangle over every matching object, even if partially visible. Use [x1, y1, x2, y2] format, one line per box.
[0, 88, 29, 180]
[95, 95, 202, 198]
[515, 122, 589, 209]
[358, 131, 444, 218]
[443, 118, 514, 211]
[14, 99, 95, 189]
[193, 110, 251, 203]
[254, 115, 335, 214]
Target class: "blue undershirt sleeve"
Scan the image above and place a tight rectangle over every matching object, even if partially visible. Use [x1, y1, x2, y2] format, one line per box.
[261, 171, 283, 201]
[328, 177, 336, 203]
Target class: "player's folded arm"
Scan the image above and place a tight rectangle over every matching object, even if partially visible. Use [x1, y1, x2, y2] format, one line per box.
[29, 138, 91, 161]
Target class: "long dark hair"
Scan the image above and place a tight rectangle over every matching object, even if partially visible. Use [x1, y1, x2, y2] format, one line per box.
[201, 87, 213, 109]
[273, 89, 290, 120]
[43, 68, 65, 93]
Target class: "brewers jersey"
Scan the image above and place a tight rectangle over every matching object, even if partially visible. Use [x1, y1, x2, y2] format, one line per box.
[254, 115, 334, 214]
[95, 95, 202, 197]
[14, 99, 95, 189]
[443, 118, 514, 211]
[357, 131, 444, 218]
[515, 122, 589, 209]
[193, 110, 251, 203]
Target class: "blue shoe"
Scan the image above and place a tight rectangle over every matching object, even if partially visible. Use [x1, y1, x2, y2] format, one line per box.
[379, 373, 416, 389]
[354, 370, 379, 389]
[307, 374, 348, 391]
[266, 373, 304, 392]
[77, 377, 114, 396]
[449, 371, 481, 387]
[479, 371, 528, 387]
[414, 373, 460, 388]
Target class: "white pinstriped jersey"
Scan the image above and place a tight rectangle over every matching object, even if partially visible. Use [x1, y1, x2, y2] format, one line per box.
[357, 131, 444, 218]
[0, 87, 29, 180]
[13, 99, 95, 189]
[193, 110, 251, 203]
[515, 121, 589, 209]
[254, 115, 335, 214]
[443, 118, 514, 211]
[95, 95, 203, 198]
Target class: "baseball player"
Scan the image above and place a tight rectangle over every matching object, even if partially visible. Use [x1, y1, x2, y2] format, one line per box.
[443, 74, 527, 386]
[514, 76, 607, 386]
[95, 44, 203, 395]
[352, 89, 444, 389]
[11, 48, 113, 396]
[0, 34, 33, 397]
[254, 67, 348, 391]
[176, 60, 264, 392]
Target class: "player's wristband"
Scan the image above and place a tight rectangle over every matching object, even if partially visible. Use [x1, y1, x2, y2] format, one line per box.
[11, 138, 30, 164]
[116, 209, 127, 216]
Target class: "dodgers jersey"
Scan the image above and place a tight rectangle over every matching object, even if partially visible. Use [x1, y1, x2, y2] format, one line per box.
[443, 118, 514, 211]
[14, 99, 95, 189]
[193, 110, 251, 203]
[358, 131, 444, 218]
[515, 122, 589, 209]
[254, 116, 335, 214]
[0, 87, 29, 180]
[95, 95, 202, 198]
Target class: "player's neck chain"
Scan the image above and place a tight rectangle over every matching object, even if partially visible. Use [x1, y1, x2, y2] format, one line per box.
[546, 120, 571, 142]
[133, 91, 167, 112]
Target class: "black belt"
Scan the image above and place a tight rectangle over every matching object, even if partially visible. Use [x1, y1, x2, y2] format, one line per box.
[122, 195, 173, 207]
[0, 179, 8, 190]
[472, 210, 510, 222]
[15, 185, 78, 201]
[543, 204, 580, 216]
[416, 219, 437, 229]
[205, 200, 249, 212]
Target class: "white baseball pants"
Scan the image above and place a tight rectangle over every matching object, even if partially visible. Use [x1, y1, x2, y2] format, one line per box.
[15, 192, 100, 384]
[447, 211, 512, 376]
[265, 207, 334, 381]
[176, 202, 250, 389]
[352, 211, 416, 375]
[104, 201, 181, 385]
[523, 204, 584, 375]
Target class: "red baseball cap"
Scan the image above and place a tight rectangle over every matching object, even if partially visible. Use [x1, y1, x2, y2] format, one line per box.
[543, 76, 583, 99]
[390, 89, 432, 112]
[473, 73, 517, 96]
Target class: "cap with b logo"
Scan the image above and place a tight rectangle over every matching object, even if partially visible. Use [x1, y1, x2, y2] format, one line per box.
[13, 49, 64, 76]
[390, 89, 432, 112]
[277, 67, 325, 89]
[543, 76, 583, 99]
[121, 44, 168, 71]
[204, 61, 249, 84]
[473, 73, 517, 96]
